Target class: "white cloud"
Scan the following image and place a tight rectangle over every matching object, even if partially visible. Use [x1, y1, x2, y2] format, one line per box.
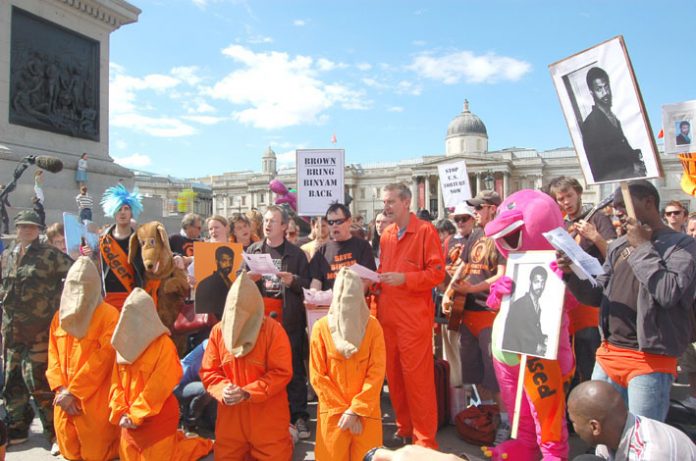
[276, 149, 296, 168]
[171, 66, 203, 86]
[412, 40, 427, 47]
[410, 50, 532, 84]
[210, 45, 369, 129]
[114, 139, 128, 150]
[395, 80, 422, 96]
[182, 115, 227, 125]
[247, 35, 273, 44]
[387, 106, 404, 112]
[111, 113, 197, 137]
[113, 153, 152, 168]
[317, 58, 347, 72]
[356, 62, 372, 71]
[293, 19, 306, 26]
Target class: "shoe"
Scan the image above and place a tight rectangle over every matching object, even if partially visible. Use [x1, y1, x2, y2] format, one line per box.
[295, 418, 311, 439]
[494, 422, 511, 446]
[51, 441, 60, 456]
[681, 395, 696, 411]
[384, 432, 411, 448]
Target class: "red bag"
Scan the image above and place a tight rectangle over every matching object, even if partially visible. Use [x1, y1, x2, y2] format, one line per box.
[454, 404, 499, 446]
[434, 358, 451, 428]
[173, 301, 217, 334]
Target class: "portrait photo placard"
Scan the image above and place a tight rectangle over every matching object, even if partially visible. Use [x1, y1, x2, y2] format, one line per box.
[549, 36, 661, 185]
[193, 242, 243, 315]
[496, 251, 565, 360]
[662, 100, 696, 155]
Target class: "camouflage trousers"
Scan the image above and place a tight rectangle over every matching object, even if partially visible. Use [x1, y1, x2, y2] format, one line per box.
[2, 342, 54, 440]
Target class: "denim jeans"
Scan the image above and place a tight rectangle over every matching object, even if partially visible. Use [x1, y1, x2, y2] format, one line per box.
[174, 381, 217, 431]
[591, 361, 673, 421]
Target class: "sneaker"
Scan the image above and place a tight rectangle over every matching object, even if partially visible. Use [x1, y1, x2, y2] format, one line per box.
[295, 418, 311, 440]
[51, 441, 60, 456]
[494, 421, 511, 446]
[681, 395, 696, 411]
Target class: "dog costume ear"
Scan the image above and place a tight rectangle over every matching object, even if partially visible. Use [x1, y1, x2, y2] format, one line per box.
[157, 223, 172, 253]
[128, 227, 140, 266]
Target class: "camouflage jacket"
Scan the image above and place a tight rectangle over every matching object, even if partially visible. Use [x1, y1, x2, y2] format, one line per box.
[0, 238, 73, 344]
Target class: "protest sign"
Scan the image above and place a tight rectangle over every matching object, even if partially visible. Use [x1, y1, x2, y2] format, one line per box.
[296, 149, 345, 216]
[438, 160, 472, 208]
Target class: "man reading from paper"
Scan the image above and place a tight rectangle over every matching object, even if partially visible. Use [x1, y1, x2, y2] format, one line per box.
[310, 267, 386, 460]
[200, 272, 294, 461]
[47, 257, 120, 461]
[108, 289, 213, 461]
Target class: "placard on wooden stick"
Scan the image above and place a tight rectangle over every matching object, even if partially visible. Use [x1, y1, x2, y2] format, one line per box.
[296, 149, 345, 216]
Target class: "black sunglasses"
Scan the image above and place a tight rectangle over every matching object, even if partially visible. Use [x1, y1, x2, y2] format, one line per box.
[665, 210, 683, 217]
[454, 216, 472, 223]
[327, 218, 348, 226]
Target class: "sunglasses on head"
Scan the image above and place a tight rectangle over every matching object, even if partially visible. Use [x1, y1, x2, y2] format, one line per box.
[327, 218, 348, 226]
[665, 210, 683, 217]
[454, 216, 472, 223]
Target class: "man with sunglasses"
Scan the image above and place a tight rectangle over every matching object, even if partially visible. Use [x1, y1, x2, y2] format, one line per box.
[309, 203, 376, 291]
[557, 180, 696, 422]
[663, 200, 688, 233]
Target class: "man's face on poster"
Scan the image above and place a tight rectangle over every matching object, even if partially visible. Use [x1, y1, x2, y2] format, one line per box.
[531, 273, 546, 299]
[681, 122, 691, 137]
[590, 77, 612, 108]
[216, 253, 234, 277]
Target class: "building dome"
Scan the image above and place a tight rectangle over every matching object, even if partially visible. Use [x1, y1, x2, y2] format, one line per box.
[262, 146, 277, 175]
[262, 146, 276, 159]
[446, 100, 488, 139]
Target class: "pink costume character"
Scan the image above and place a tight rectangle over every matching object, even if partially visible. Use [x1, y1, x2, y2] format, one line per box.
[482, 190, 576, 461]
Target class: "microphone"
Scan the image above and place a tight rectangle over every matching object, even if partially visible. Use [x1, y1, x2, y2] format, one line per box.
[26, 155, 64, 173]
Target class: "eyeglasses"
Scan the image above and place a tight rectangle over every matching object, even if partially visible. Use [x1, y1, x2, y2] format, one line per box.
[665, 210, 683, 217]
[327, 218, 348, 226]
[474, 204, 492, 211]
[454, 216, 472, 223]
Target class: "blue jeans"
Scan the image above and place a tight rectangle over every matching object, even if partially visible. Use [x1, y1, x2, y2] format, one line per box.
[591, 361, 673, 421]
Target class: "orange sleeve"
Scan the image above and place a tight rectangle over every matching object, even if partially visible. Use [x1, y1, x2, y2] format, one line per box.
[127, 338, 183, 426]
[68, 308, 118, 403]
[403, 225, 445, 291]
[243, 321, 293, 403]
[309, 320, 349, 410]
[46, 312, 64, 392]
[108, 361, 128, 425]
[349, 320, 386, 416]
[200, 325, 233, 403]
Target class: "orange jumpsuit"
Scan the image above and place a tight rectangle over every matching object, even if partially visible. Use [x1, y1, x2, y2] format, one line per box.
[310, 316, 386, 461]
[46, 302, 120, 461]
[377, 213, 445, 448]
[109, 334, 213, 461]
[200, 318, 293, 461]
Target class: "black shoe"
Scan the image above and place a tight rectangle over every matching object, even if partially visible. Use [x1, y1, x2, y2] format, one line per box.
[384, 432, 411, 448]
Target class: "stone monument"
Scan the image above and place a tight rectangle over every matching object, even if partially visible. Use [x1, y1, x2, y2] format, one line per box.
[0, 0, 145, 232]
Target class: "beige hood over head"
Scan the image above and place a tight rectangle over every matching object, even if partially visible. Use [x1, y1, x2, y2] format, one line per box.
[221, 271, 265, 358]
[59, 256, 103, 339]
[328, 267, 370, 359]
[111, 288, 169, 364]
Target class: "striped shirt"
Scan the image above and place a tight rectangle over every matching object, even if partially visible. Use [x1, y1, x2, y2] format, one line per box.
[76, 193, 93, 210]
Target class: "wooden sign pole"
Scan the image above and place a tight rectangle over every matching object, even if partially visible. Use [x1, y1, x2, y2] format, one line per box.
[620, 182, 637, 220]
[511, 354, 528, 439]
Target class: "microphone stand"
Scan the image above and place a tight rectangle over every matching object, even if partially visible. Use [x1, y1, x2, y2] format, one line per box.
[0, 156, 37, 234]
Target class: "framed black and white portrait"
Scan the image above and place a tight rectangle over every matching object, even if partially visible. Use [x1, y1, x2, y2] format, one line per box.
[497, 251, 565, 360]
[549, 36, 661, 185]
[662, 100, 696, 154]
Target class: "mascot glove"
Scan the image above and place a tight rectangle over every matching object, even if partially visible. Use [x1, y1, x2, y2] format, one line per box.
[486, 276, 513, 311]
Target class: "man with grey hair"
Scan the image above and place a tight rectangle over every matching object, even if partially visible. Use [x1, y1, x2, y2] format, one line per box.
[169, 212, 202, 262]
[378, 183, 445, 448]
[245, 204, 312, 439]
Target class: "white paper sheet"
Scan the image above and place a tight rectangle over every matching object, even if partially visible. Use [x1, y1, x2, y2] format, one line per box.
[348, 264, 380, 283]
[542, 227, 605, 286]
[243, 253, 280, 275]
[303, 288, 333, 306]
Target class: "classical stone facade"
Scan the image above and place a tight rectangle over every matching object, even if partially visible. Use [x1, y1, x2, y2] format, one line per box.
[178, 101, 689, 222]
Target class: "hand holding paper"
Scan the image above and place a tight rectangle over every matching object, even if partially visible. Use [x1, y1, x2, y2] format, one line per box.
[303, 288, 333, 307]
[242, 253, 279, 275]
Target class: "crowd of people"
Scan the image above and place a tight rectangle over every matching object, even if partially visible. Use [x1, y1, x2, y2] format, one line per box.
[0, 176, 695, 461]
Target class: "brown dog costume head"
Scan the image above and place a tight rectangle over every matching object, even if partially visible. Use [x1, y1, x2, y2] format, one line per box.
[128, 221, 174, 278]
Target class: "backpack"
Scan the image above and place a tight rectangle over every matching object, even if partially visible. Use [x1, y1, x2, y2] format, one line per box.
[454, 404, 499, 446]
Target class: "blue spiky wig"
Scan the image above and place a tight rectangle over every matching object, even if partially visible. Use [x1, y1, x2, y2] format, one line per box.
[101, 184, 143, 219]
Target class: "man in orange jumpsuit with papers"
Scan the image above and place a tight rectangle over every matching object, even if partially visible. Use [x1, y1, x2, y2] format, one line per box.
[200, 271, 294, 461]
[377, 183, 446, 448]
[46, 257, 120, 461]
[108, 288, 212, 461]
[310, 267, 386, 461]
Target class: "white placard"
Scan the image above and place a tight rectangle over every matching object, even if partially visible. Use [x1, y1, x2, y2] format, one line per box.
[243, 253, 280, 275]
[662, 100, 696, 155]
[296, 149, 345, 216]
[438, 160, 472, 208]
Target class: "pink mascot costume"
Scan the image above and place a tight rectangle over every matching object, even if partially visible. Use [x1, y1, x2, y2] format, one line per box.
[482, 190, 576, 461]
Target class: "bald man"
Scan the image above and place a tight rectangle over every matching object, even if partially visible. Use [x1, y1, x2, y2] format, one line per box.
[567, 381, 696, 460]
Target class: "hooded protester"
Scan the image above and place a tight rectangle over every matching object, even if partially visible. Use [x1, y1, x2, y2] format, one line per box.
[310, 267, 386, 461]
[200, 271, 294, 461]
[46, 257, 120, 461]
[108, 288, 213, 461]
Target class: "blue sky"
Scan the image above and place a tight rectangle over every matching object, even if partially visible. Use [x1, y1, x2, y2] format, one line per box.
[108, 0, 695, 179]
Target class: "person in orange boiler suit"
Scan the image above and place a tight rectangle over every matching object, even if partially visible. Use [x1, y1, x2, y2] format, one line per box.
[200, 271, 294, 461]
[310, 267, 386, 461]
[108, 288, 213, 461]
[377, 183, 446, 449]
[46, 257, 120, 461]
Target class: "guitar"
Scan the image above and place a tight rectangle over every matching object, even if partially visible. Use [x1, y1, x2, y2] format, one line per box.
[442, 261, 471, 331]
[567, 194, 615, 241]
